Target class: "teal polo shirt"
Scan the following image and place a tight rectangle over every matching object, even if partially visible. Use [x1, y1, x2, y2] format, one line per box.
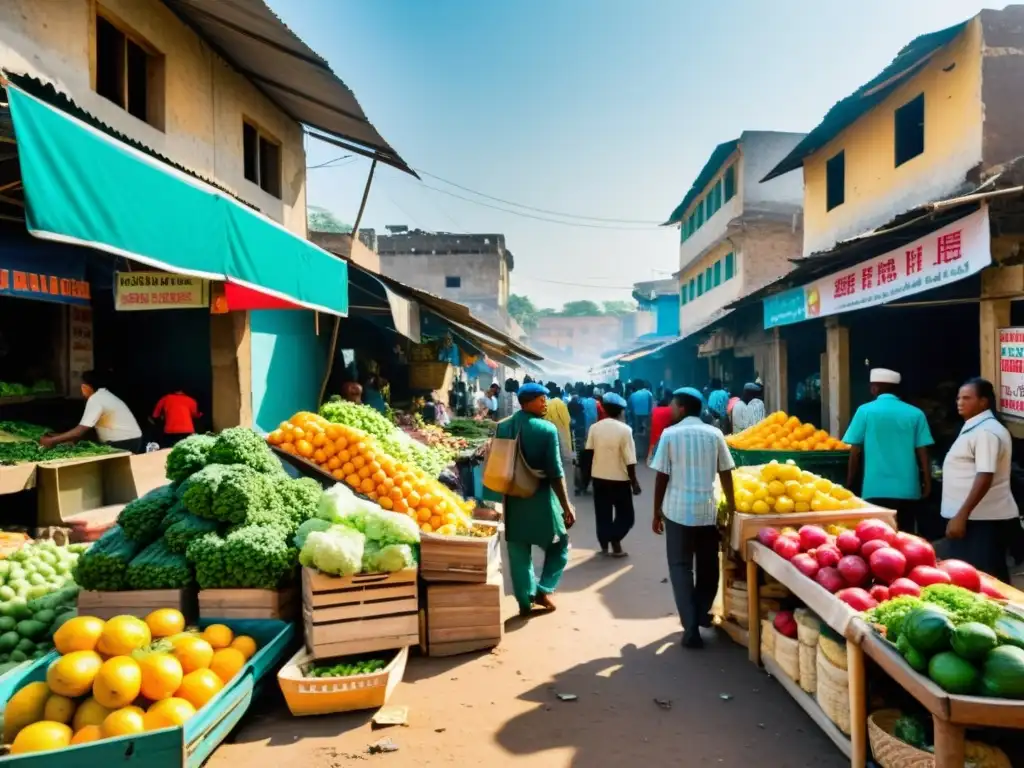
[842, 394, 934, 500]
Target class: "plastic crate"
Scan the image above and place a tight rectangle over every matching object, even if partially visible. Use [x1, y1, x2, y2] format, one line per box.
[0, 618, 296, 768]
[729, 449, 850, 484]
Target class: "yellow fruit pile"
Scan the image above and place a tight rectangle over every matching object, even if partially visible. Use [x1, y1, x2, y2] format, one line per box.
[269, 412, 475, 535]
[733, 460, 863, 515]
[3, 610, 257, 755]
[727, 411, 850, 452]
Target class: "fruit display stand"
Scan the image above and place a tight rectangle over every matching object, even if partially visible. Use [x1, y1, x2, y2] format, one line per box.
[77, 588, 198, 622]
[730, 508, 898, 562]
[849, 616, 1024, 768]
[0, 618, 295, 767]
[730, 449, 850, 484]
[745, 540, 868, 767]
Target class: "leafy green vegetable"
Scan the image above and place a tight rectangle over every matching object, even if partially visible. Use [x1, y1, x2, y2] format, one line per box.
[207, 427, 284, 476]
[187, 524, 296, 589]
[118, 485, 177, 543]
[0, 440, 121, 466]
[0, 421, 49, 440]
[920, 584, 1002, 627]
[273, 476, 322, 529]
[305, 657, 388, 678]
[126, 540, 193, 589]
[298, 527, 364, 577]
[166, 434, 217, 483]
[865, 595, 923, 641]
[74, 525, 142, 591]
[164, 510, 220, 555]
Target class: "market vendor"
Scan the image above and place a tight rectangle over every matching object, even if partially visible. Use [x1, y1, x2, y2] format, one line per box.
[341, 381, 363, 404]
[939, 377, 1019, 582]
[362, 375, 388, 415]
[474, 383, 500, 420]
[40, 370, 143, 454]
[842, 368, 933, 533]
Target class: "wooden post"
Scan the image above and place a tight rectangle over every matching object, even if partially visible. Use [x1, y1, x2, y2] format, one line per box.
[746, 555, 760, 665]
[979, 298, 1010, 385]
[931, 717, 966, 768]
[820, 351, 829, 430]
[825, 317, 850, 436]
[847, 642, 868, 768]
[772, 328, 788, 413]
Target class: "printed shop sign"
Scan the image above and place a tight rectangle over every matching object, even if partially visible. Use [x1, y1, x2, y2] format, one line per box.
[764, 207, 990, 329]
[115, 271, 209, 310]
[999, 328, 1024, 419]
[0, 247, 90, 306]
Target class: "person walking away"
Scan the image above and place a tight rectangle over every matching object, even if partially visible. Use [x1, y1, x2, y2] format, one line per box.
[628, 380, 655, 441]
[567, 387, 588, 496]
[41, 370, 144, 454]
[151, 387, 202, 447]
[544, 384, 575, 471]
[842, 368, 932, 533]
[496, 383, 576, 616]
[939, 378, 1020, 582]
[651, 387, 736, 649]
[730, 382, 766, 433]
[647, 393, 675, 463]
[587, 393, 640, 556]
[706, 379, 728, 420]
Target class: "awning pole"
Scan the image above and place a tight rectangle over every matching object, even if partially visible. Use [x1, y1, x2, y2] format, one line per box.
[317, 157, 378, 406]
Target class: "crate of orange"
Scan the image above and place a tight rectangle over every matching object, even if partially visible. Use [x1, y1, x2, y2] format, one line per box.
[726, 411, 851, 485]
[268, 412, 477, 536]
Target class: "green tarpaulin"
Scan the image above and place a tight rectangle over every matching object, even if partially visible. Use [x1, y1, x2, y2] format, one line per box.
[8, 86, 348, 316]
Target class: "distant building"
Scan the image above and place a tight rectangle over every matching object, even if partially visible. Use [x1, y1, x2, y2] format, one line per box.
[632, 278, 680, 338]
[531, 314, 630, 368]
[376, 230, 513, 332]
[309, 230, 380, 273]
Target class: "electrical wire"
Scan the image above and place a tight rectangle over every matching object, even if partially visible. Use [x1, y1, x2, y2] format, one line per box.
[514, 273, 638, 290]
[308, 154, 354, 169]
[413, 168, 662, 225]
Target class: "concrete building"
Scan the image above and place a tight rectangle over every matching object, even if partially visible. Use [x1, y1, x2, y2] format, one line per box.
[531, 314, 629, 369]
[632, 278, 680, 338]
[376, 230, 513, 332]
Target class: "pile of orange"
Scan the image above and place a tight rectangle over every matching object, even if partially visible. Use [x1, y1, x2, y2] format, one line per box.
[268, 412, 474, 534]
[726, 411, 850, 452]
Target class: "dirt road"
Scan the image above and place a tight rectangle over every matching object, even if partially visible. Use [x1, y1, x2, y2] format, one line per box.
[209, 465, 846, 767]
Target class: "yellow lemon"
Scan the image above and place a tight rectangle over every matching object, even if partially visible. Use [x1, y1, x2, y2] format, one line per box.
[42, 694, 76, 725]
[97, 616, 151, 657]
[72, 697, 112, 732]
[767, 481, 786, 498]
[10, 721, 72, 755]
[101, 706, 146, 738]
[53, 616, 106, 655]
[229, 636, 257, 660]
[201, 624, 234, 651]
[751, 500, 770, 515]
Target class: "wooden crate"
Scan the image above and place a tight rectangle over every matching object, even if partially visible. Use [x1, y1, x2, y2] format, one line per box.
[419, 575, 503, 657]
[199, 587, 297, 620]
[78, 588, 196, 621]
[303, 568, 419, 660]
[419, 523, 501, 583]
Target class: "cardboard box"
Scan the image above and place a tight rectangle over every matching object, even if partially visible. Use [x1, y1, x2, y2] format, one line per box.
[36, 452, 137, 527]
[0, 463, 37, 496]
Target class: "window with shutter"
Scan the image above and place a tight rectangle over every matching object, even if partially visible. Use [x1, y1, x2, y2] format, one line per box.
[713, 261, 721, 287]
[725, 252, 735, 280]
[724, 165, 735, 202]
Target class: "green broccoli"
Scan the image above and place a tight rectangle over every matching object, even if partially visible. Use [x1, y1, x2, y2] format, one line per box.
[187, 524, 296, 589]
[920, 584, 1002, 627]
[74, 525, 142, 591]
[126, 539, 193, 589]
[164, 511, 220, 554]
[179, 464, 243, 518]
[165, 434, 216, 484]
[273, 477, 322, 529]
[118, 485, 177, 543]
[207, 427, 284, 476]
[213, 467, 278, 525]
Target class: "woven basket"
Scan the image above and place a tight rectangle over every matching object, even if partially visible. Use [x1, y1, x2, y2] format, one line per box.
[773, 628, 800, 682]
[760, 619, 774, 660]
[798, 641, 817, 693]
[868, 710, 1012, 768]
[818, 633, 848, 670]
[816, 645, 850, 735]
[796, 615, 820, 646]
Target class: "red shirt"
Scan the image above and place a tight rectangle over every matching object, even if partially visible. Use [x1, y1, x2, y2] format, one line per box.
[596, 401, 608, 421]
[648, 406, 674, 459]
[153, 393, 200, 435]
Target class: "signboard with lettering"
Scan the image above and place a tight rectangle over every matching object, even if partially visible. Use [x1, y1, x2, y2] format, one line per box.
[114, 272, 209, 311]
[764, 207, 990, 329]
[0, 245, 90, 306]
[999, 328, 1024, 420]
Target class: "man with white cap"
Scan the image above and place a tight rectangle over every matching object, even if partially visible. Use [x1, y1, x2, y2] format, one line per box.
[843, 368, 934, 533]
[585, 392, 641, 556]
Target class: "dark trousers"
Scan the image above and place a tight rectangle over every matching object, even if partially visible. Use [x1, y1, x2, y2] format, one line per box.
[591, 478, 635, 549]
[935, 518, 1019, 583]
[665, 520, 719, 641]
[107, 437, 143, 455]
[866, 498, 920, 536]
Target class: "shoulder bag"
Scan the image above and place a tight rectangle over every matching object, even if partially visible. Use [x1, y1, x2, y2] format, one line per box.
[483, 418, 546, 498]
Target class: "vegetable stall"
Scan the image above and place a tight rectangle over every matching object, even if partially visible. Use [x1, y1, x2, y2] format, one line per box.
[738, 492, 1024, 768]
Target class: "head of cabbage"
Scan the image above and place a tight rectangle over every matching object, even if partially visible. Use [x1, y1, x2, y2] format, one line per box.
[299, 525, 365, 577]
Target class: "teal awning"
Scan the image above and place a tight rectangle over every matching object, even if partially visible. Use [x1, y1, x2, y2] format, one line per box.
[8, 86, 348, 315]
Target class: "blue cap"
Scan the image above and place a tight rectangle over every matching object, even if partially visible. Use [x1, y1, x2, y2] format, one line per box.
[673, 386, 704, 404]
[518, 382, 549, 397]
[602, 392, 627, 408]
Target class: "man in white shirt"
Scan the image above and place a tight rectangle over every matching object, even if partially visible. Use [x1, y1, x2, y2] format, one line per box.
[474, 383, 500, 419]
[585, 393, 640, 557]
[730, 382, 766, 432]
[40, 370, 143, 454]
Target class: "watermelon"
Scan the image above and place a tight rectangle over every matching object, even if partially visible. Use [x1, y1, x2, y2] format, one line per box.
[995, 613, 1024, 650]
[980, 645, 1024, 699]
[903, 606, 954, 656]
[950, 622, 998, 662]
[928, 651, 980, 694]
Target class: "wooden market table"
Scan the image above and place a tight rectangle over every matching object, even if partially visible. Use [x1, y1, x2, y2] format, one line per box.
[747, 540, 1024, 768]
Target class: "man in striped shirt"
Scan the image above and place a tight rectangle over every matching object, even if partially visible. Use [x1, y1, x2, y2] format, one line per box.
[651, 387, 736, 649]
[730, 382, 766, 433]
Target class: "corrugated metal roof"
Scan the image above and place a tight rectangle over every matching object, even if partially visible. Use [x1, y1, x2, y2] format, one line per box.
[161, 0, 413, 175]
[762, 20, 969, 182]
[664, 139, 740, 226]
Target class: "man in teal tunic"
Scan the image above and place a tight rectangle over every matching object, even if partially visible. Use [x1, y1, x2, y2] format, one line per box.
[496, 382, 576, 616]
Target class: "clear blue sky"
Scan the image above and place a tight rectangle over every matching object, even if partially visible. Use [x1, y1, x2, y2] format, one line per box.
[270, 0, 988, 310]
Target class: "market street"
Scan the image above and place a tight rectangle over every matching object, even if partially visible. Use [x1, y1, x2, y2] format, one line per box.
[210, 463, 846, 768]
